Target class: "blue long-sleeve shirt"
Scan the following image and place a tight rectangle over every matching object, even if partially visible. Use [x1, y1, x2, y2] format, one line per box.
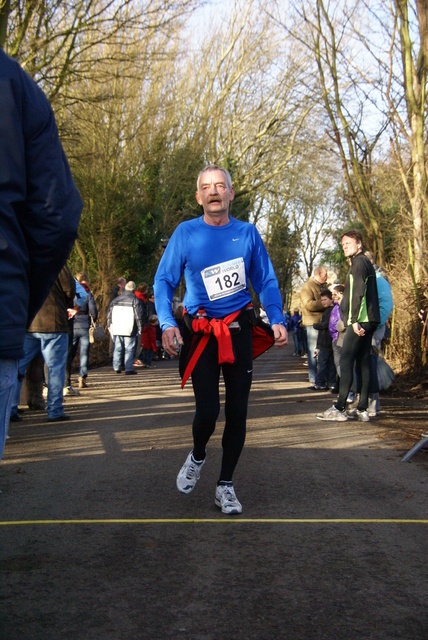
[154, 216, 284, 330]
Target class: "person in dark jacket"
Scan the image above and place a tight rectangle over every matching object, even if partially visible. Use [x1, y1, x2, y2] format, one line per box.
[107, 281, 144, 374]
[68, 272, 98, 389]
[109, 277, 126, 304]
[0, 49, 82, 459]
[10, 266, 77, 423]
[310, 290, 336, 391]
[317, 230, 380, 422]
[64, 277, 88, 395]
[289, 308, 303, 356]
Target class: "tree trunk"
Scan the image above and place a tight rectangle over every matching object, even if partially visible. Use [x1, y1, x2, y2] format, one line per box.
[0, 0, 10, 49]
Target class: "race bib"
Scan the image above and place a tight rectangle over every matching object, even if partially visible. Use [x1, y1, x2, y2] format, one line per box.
[201, 257, 246, 301]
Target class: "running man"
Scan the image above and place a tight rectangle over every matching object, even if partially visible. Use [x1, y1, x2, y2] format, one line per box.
[154, 165, 287, 514]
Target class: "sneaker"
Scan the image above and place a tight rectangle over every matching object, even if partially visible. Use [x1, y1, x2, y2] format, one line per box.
[176, 451, 205, 494]
[347, 407, 357, 418]
[64, 386, 80, 396]
[134, 360, 144, 367]
[368, 397, 378, 417]
[78, 377, 87, 389]
[316, 405, 348, 421]
[215, 483, 243, 514]
[9, 413, 23, 423]
[308, 384, 327, 391]
[47, 413, 71, 422]
[357, 410, 370, 422]
[125, 370, 137, 375]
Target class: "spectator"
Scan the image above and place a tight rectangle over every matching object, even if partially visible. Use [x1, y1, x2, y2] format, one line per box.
[107, 281, 144, 375]
[300, 267, 328, 384]
[64, 277, 88, 395]
[109, 277, 126, 304]
[0, 49, 82, 457]
[289, 308, 303, 356]
[329, 284, 345, 381]
[141, 315, 159, 368]
[311, 290, 336, 391]
[67, 272, 98, 390]
[317, 230, 380, 422]
[10, 266, 77, 422]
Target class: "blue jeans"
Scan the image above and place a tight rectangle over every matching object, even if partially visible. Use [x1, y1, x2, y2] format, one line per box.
[12, 333, 68, 419]
[143, 349, 154, 366]
[315, 348, 337, 388]
[305, 326, 319, 383]
[292, 330, 302, 355]
[71, 327, 90, 378]
[113, 336, 136, 372]
[0, 358, 18, 462]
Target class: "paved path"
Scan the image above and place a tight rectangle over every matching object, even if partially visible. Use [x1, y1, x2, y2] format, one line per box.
[1, 348, 427, 639]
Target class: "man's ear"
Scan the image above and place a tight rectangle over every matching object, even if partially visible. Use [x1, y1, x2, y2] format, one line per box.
[195, 191, 203, 206]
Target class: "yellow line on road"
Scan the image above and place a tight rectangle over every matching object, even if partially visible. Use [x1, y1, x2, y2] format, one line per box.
[0, 518, 427, 526]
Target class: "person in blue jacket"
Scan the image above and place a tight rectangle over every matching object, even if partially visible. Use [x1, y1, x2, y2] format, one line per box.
[0, 49, 82, 461]
[154, 165, 288, 514]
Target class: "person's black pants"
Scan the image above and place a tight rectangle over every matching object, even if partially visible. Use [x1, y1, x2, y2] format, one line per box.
[335, 323, 378, 412]
[182, 316, 253, 483]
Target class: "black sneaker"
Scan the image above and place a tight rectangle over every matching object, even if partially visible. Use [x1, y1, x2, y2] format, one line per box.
[47, 413, 71, 422]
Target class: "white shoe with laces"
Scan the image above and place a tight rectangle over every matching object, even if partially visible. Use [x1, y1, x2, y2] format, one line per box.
[357, 410, 370, 422]
[176, 451, 205, 494]
[215, 483, 243, 514]
[316, 405, 348, 421]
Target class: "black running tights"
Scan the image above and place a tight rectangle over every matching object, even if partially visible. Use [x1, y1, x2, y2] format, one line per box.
[190, 318, 253, 482]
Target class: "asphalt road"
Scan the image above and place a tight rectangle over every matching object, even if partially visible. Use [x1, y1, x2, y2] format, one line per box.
[1, 347, 427, 640]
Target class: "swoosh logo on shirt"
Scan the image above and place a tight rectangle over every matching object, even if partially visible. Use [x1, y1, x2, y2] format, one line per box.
[232, 238, 240, 242]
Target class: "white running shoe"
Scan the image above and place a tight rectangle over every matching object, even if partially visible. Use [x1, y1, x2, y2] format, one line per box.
[215, 483, 243, 514]
[357, 410, 370, 422]
[63, 386, 80, 396]
[316, 405, 348, 421]
[176, 451, 205, 494]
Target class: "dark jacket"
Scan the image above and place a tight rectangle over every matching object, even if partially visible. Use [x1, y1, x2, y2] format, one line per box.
[29, 265, 76, 333]
[313, 305, 334, 351]
[135, 290, 148, 326]
[107, 291, 144, 336]
[340, 253, 380, 327]
[289, 313, 302, 332]
[0, 50, 82, 358]
[74, 283, 98, 330]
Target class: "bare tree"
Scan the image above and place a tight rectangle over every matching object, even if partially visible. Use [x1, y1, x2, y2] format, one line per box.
[389, 0, 428, 281]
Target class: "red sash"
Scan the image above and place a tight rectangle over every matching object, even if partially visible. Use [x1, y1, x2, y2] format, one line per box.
[180, 305, 275, 388]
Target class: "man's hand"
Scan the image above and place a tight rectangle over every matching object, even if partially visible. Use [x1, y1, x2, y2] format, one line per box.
[162, 326, 184, 357]
[272, 323, 288, 347]
[352, 322, 365, 336]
